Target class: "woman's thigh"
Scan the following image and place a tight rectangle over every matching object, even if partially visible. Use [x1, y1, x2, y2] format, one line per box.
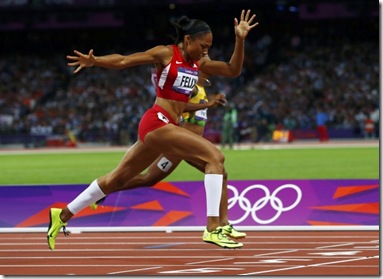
[98, 141, 162, 191]
[144, 124, 224, 173]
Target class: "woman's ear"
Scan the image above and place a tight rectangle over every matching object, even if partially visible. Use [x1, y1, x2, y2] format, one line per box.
[184, 35, 191, 46]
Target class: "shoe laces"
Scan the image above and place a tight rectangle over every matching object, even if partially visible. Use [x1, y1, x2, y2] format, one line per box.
[215, 228, 231, 241]
[226, 224, 234, 232]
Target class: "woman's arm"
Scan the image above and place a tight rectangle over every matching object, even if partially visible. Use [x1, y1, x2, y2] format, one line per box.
[199, 9, 258, 77]
[67, 45, 172, 74]
[183, 93, 227, 112]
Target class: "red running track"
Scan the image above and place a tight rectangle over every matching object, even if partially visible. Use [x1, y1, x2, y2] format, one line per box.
[0, 230, 379, 276]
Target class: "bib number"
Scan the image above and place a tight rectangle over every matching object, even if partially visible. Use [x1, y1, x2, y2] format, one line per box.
[157, 157, 173, 172]
[195, 108, 208, 121]
[157, 112, 169, 123]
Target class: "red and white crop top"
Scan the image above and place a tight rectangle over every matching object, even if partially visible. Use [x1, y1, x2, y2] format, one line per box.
[153, 45, 199, 103]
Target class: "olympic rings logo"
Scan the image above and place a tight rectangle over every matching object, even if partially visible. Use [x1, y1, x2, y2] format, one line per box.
[228, 184, 302, 225]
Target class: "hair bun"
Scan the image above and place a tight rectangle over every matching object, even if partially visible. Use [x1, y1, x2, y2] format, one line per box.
[176, 15, 190, 26]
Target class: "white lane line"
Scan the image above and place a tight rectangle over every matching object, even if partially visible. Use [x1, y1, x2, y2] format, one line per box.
[241, 265, 307, 275]
[0, 254, 377, 260]
[0, 241, 378, 247]
[0, 264, 173, 268]
[186, 258, 235, 265]
[309, 255, 380, 267]
[1, 262, 378, 269]
[0, 248, 379, 253]
[0, 241, 203, 245]
[316, 243, 355, 249]
[0, 235, 378, 240]
[354, 245, 380, 249]
[309, 251, 361, 256]
[108, 266, 161, 274]
[239, 255, 380, 275]
[317, 242, 379, 249]
[254, 250, 298, 257]
[236, 259, 312, 264]
[0, 256, 267, 261]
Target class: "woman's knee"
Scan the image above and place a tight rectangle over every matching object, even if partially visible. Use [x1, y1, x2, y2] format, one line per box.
[206, 150, 225, 171]
[214, 150, 225, 165]
[223, 167, 228, 180]
[97, 173, 117, 193]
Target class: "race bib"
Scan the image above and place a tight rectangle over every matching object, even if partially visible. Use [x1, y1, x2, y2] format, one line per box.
[195, 108, 208, 121]
[157, 112, 169, 123]
[157, 157, 173, 172]
[172, 67, 198, 95]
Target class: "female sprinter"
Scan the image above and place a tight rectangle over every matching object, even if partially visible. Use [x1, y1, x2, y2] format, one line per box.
[48, 9, 258, 250]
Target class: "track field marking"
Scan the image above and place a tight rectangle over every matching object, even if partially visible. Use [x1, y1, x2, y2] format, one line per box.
[0, 231, 377, 276]
[0, 253, 377, 260]
[1, 262, 377, 269]
[186, 258, 235, 265]
[0, 247, 378, 253]
[353, 245, 379, 249]
[108, 266, 162, 275]
[240, 255, 379, 275]
[0, 235, 377, 240]
[309, 251, 360, 256]
[316, 243, 356, 249]
[0, 248, 378, 254]
[144, 243, 184, 249]
[254, 250, 298, 257]
[0, 264, 174, 268]
[237, 259, 312, 264]
[159, 267, 244, 274]
[0, 240, 378, 246]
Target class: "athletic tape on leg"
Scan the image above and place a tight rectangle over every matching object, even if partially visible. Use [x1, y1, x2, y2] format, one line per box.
[204, 174, 223, 217]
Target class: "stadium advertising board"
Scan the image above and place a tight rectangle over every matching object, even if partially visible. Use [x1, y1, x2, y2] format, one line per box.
[0, 179, 378, 229]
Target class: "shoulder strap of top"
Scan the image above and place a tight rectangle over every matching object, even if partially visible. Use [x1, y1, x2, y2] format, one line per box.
[171, 45, 182, 61]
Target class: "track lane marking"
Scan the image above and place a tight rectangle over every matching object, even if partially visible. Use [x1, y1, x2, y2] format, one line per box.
[240, 255, 380, 275]
[108, 266, 161, 274]
[186, 258, 235, 265]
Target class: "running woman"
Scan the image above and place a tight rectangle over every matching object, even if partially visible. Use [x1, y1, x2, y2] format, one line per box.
[48, 9, 258, 250]
[91, 71, 246, 240]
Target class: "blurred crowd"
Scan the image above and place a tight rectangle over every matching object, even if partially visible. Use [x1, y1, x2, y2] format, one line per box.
[0, 19, 379, 147]
[219, 40, 380, 143]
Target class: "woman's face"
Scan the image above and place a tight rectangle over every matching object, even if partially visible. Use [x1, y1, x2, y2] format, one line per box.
[186, 32, 212, 61]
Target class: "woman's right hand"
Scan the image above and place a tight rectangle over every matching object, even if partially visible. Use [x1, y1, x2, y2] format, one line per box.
[67, 49, 96, 74]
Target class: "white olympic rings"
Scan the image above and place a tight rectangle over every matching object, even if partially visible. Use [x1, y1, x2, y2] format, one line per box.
[228, 184, 302, 225]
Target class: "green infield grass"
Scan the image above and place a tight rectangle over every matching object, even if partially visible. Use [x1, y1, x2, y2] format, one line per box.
[0, 146, 378, 185]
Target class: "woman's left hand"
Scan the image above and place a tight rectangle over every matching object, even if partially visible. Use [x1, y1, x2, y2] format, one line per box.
[209, 93, 227, 107]
[234, 9, 259, 40]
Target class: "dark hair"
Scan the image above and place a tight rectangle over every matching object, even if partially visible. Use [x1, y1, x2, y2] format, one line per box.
[169, 15, 211, 44]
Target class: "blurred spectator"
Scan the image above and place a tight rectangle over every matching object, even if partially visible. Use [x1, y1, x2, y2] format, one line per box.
[364, 105, 378, 139]
[315, 105, 329, 142]
[221, 104, 238, 149]
[370, 106, 380, 138]
[0, 16, 378, 146]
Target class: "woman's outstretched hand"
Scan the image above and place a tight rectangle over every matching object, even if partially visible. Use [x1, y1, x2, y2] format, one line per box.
[234, 9, 259, 40]
[67, 49, 96, 74]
